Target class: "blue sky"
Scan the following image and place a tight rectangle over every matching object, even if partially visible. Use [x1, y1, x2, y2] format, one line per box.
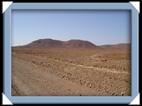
[12, 10, 130, 46]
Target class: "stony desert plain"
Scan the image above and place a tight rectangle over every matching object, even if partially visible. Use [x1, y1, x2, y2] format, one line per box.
[12, 39, 131, 96]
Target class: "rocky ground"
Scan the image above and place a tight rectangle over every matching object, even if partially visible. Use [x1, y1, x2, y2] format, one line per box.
[12, 48, 131, 96]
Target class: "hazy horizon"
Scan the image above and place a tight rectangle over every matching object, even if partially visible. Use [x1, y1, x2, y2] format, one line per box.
[12, 10, 131, 46]
[12, 38, 130, 47]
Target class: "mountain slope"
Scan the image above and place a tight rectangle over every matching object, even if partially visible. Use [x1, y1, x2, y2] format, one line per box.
[22, 38, 98, 49]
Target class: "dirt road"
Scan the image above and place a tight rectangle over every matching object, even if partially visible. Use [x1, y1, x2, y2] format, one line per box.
[12, 56, 102, 96]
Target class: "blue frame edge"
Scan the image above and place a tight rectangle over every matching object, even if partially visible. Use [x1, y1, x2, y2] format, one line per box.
[3, 3, 139, 104]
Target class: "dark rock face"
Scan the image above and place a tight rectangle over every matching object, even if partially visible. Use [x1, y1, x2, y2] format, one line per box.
[64, 40, 96, 48]
[23, 38, 98, 49]
[27, 39, 63, 48]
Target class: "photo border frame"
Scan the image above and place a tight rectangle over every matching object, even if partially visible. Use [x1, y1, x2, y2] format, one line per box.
[3, 2, 139, 104]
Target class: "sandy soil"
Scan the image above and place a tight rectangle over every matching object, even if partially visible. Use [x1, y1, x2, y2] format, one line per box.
[12, 48, 131, 96]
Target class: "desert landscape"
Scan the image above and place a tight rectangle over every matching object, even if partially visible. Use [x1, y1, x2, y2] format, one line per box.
[12, 38, 131, 96]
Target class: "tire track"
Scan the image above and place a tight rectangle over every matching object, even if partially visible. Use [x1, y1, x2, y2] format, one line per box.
[49, 58, 129, 74]
[14, 53, 129, 74]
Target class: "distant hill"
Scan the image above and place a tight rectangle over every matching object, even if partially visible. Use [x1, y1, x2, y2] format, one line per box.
[18, 38, 98, 49]
[13, 38, 130, 50]
[64, 39, 97, 48]
[100, 43, 130, 51]
[26, 39, 63, 48]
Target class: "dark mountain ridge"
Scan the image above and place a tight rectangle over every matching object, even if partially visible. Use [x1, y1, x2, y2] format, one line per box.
[13, 38, 130, 50]
[20, 38, 98, 49]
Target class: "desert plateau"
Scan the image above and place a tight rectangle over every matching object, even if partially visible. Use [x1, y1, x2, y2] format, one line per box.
[12, 39, 131, 96]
